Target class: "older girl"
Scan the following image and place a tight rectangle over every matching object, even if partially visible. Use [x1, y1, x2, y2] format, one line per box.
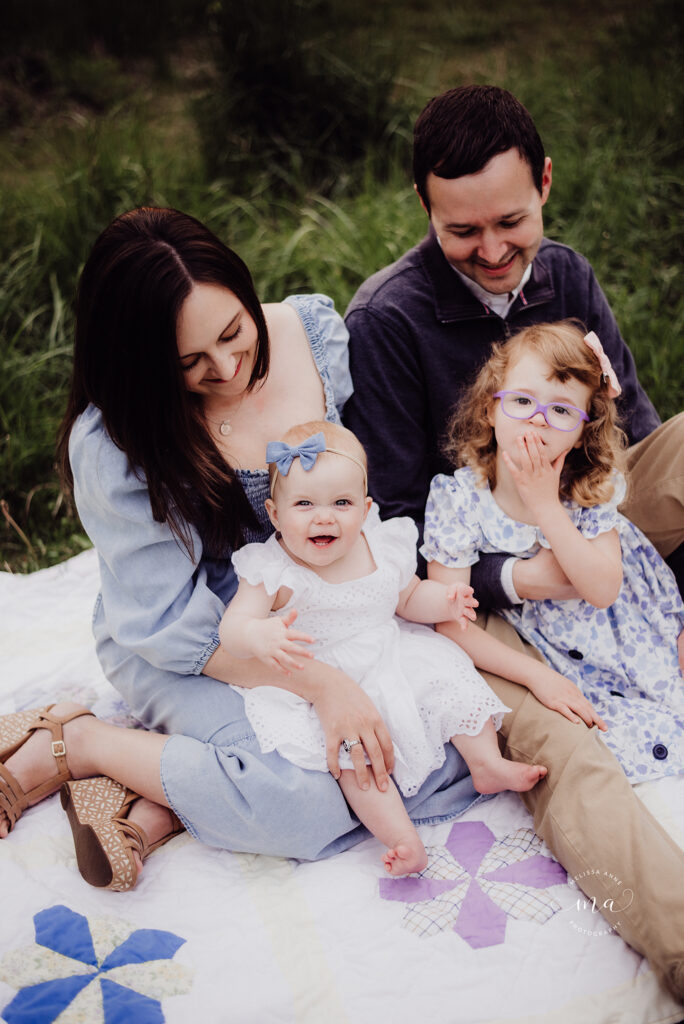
[422, 321, 684, 783]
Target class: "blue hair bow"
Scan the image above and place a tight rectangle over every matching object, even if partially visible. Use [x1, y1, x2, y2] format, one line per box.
[265, 432, 326, 476]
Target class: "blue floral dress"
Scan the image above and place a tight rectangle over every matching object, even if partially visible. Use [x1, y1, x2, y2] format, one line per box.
[421, 466, 684, 783]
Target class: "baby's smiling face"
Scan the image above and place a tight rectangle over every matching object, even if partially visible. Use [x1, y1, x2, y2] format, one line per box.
[265, 454, 371, 571]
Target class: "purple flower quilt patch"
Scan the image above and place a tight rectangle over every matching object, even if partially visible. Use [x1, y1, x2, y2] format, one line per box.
[379, 821, 567, 947]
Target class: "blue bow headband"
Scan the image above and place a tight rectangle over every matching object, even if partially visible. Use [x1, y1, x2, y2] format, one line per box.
[266, 432, 367, 491]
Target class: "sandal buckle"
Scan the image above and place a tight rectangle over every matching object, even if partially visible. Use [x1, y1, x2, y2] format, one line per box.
[51, 740, 67, 758]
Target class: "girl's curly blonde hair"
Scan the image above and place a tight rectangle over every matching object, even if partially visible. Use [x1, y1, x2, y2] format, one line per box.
[444, 321, 627, 507]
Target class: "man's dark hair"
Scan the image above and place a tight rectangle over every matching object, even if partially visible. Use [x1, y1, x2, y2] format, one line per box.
[413, 85, 546, 211]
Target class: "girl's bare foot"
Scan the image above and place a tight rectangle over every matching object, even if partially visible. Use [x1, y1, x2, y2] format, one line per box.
[470, 759, 547, 795]
[382, 833, 428, 877]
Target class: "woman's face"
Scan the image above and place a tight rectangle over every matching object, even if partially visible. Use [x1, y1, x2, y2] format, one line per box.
[176, 283, 258, 400]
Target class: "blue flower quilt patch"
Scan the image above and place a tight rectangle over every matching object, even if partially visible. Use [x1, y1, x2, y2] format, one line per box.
[0, 905, 193, 1023]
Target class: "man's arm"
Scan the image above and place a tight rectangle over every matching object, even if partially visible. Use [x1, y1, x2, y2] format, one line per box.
[344, 305, 431, 524]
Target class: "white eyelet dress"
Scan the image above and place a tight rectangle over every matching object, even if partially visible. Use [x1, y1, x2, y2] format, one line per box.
[232, 506, 509, 796]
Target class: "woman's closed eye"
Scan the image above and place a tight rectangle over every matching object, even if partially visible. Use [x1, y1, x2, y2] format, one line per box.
[219, 324, 243, 345]
[179, 324, 244, 372]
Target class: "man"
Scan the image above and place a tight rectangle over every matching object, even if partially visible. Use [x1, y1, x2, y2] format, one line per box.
[344, 85, 684, 1001]
[344, 84, 683, 604]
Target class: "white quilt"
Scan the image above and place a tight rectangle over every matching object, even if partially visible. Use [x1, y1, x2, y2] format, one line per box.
[1, 550, 682, 1024]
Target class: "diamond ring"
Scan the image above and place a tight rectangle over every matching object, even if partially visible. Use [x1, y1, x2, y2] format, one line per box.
[342, 738, 362, 753]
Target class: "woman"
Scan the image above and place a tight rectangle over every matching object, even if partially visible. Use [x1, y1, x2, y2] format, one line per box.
[0, 207, 476, 889]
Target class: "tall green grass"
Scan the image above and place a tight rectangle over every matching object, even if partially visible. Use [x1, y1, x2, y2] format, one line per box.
[1, 0, 682, 571]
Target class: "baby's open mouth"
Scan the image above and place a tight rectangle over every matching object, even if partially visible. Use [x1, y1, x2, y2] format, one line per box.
[309, 535, 337, 547]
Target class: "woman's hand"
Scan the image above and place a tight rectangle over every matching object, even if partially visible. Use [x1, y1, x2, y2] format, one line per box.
[311, 673, 395, 792]
[526, 664, 608, 731]
[243, 609, 314, 674]
[444, 582, 478, 631]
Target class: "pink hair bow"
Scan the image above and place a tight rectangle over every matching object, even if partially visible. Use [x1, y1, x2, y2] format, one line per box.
[583, 331, 622, 398]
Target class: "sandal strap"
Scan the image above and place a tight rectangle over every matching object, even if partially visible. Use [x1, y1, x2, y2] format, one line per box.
[0, 762, 28, 828]
[28, 708, 95, 778]
[113, 809, 183, 861]
[0, 707, 95, 831]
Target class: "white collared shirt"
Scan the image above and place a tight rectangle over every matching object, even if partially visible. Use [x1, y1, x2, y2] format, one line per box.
[452, 262, 532, 319]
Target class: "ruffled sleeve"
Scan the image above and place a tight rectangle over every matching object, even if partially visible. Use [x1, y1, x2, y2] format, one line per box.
[284, 294, 352, 418]
[572, 471, 627, 539]
[365, 506, 418, 590]
[420, 469, 484, 568]
[231, 534, 307, 599]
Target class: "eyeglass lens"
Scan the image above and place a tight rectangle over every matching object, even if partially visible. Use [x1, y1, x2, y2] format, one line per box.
[500, 392, 583, 430]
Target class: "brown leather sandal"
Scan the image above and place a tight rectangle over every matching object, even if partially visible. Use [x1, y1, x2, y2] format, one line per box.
[0, 705, 94, 833]
[61, 776, 184, 892]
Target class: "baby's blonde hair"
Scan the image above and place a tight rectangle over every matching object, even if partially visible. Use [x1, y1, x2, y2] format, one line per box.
[268, 420, 368, 497]
[445, 321, 627, 506]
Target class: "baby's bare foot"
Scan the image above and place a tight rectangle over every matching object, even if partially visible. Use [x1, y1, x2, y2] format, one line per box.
[382, 835, 428, 877]
[0, 703, 91, 837]
[470, 760, 547, 795]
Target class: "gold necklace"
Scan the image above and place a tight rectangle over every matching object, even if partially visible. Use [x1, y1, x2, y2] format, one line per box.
[204, 400, 244, 437]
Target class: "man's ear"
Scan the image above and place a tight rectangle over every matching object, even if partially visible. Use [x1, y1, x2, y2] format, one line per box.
[414, 182, 430, 217]
[540, 157, 552, 206]
[265, 497, 279, 530]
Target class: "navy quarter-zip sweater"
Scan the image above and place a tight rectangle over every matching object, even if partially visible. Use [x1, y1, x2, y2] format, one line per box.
[344, 231, 661, 604]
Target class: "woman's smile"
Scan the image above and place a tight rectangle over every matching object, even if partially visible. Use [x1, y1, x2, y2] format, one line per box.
[176, 284, 258, 398]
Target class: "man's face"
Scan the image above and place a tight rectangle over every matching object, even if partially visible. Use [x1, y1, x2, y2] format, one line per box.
[420, 148, 552, 295]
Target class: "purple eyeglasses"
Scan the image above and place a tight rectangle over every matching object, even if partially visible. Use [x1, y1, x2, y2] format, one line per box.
[493, 391, 590, 431]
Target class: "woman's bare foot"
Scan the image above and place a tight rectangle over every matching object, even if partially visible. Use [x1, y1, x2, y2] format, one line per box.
[470, 759, 547, 795]
[0, 702, 94, 838]
[382, 833, 428, 877]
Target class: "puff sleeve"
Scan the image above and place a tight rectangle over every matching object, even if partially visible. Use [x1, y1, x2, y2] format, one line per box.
[420, 470, 484, 568]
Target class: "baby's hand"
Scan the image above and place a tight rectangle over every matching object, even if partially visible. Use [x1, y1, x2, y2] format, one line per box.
[444, 582, 478, 631]
[245, 609, 314, 674]
[528, 668, 608, 731]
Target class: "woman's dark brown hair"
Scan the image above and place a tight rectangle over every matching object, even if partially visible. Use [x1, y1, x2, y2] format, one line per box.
[56, 207, 270, 557]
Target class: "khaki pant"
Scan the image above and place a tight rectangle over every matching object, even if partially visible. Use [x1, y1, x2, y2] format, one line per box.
[482, 414, 684, 1001]
[622, 411, 684, 559]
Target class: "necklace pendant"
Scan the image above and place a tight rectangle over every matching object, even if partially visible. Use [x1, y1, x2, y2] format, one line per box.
[219, 420, 232, 436]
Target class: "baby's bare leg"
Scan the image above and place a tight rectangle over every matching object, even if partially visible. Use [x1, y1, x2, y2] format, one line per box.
[338, 769, 427, 876]
[451, 718, 546, 795]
